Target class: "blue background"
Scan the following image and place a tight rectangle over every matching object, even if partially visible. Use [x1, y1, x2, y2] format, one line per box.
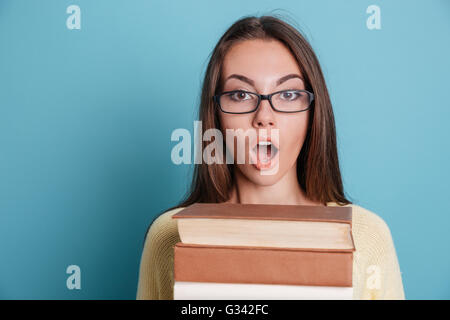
[0, 0, 449, 299]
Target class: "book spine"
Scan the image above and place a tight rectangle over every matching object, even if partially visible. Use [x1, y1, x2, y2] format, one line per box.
[174, 243, 353, 287]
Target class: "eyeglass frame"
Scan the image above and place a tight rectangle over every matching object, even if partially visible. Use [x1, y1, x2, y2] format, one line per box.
[213, 89, 315, 114]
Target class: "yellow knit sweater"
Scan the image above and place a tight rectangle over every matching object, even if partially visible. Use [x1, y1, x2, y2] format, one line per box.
[136, 202, 405, 300]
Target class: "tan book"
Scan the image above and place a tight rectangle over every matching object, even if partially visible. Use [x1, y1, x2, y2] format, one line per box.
[172, 203, 354, 250]
[174, 242, 354, 287]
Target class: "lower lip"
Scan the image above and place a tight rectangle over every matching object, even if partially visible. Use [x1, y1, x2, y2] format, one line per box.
[250, 146, 280, 171]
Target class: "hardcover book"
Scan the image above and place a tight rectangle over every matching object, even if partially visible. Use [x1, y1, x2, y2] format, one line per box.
[174, 242, 353, 287]
[172, 202, 354, 250]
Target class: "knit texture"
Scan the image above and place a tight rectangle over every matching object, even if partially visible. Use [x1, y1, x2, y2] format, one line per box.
[136, 202, 405, 300]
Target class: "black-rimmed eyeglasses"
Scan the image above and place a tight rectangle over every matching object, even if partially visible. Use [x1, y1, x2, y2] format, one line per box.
[213, 89, 314, 114]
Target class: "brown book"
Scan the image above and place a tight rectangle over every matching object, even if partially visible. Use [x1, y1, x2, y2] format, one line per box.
[172, 203, 354, 250]
[174, 242, 354, 287]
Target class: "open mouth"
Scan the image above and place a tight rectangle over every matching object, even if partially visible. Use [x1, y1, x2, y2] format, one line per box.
[251, 140, 279, 167]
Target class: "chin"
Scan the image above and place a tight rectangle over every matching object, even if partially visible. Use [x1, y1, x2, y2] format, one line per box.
[236, 164, 286, 186]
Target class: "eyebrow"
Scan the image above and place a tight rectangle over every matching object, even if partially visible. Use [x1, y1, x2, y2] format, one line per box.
[224, 73, 304, 87]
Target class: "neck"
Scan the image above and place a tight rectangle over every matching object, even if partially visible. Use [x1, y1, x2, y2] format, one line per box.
[226, 164, 325, 206]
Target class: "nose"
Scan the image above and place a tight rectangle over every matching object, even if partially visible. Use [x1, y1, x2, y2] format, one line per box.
[252, 98, 276, 129]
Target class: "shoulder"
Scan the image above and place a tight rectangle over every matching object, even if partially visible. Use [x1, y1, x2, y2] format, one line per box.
[346, 203, 396, 256]
[328, 202, 394, 251]
[351, 204, 392, 238]
[143, 207, 185, 251]
[328, 202, 391, 235]
[148, 207, 185, 234]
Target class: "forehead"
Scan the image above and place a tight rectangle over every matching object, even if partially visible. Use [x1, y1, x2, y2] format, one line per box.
[222, 39, 302, 83]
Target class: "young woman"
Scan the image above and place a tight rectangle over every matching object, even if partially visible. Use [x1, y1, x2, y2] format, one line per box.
[136, 15, 405, 300]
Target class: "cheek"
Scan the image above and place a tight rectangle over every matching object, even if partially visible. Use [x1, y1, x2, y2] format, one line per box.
[279, 115, 309, 157]
[219, 113, 252, 131]
[219, 114, 253, 155]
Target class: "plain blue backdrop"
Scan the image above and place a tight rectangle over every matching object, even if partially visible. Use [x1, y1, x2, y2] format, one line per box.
[0, 0, 449, 299]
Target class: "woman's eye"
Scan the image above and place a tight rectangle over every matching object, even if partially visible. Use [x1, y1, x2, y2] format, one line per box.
[281, 91, 301, 100]
[230, 91, 250, 101]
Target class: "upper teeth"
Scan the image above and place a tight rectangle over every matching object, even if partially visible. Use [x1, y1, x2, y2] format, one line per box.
[258, 141, 271, 146]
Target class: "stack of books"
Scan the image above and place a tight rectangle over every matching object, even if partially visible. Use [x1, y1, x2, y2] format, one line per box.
[171, 202, 355, 300]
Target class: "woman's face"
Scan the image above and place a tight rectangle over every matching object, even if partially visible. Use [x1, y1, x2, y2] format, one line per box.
[218, 38, 310, 186]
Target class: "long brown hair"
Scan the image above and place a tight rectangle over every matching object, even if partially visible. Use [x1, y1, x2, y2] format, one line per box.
[145, 14, 353, 242]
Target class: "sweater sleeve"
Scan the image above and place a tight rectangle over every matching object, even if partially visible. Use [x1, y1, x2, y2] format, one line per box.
[136, 208, 182, 300]
[354, 206, 406, 300]
[373, 218, 405, 299]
